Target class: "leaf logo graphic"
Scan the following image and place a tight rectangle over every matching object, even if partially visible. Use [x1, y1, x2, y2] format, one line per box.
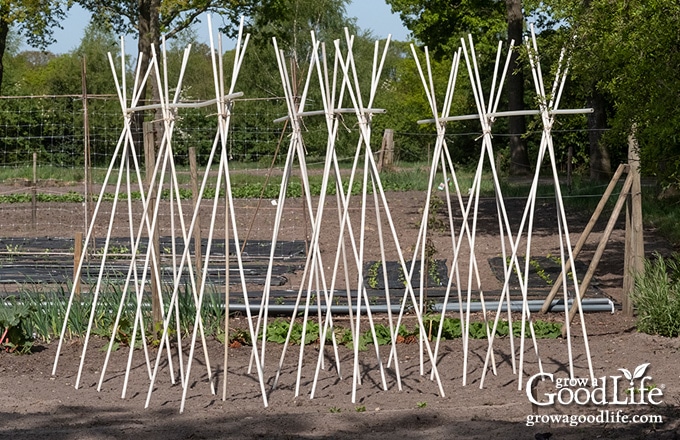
[619, 363, 650, 386]
[618, 368, 632, 382]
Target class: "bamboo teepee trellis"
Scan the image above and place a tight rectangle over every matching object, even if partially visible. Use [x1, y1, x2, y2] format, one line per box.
[50, 19, 598, 413]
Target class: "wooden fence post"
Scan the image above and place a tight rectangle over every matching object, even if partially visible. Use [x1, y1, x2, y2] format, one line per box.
[379, 129, 394, 172]
[144, 122, 162, 326]
[623, 128, 644, 316]
[74, 232, 83, 297]
[82, 56, 93, 258]
[32, 152, 37, 230]
[189, 146, 203, 284]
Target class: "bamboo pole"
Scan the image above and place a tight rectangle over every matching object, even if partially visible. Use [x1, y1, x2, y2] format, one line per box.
[222, 178, 230, 401]
[144, 121, 162, 327]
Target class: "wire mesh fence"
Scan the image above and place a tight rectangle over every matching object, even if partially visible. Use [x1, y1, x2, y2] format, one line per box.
[0, 94, 438, 251]
[0, 93, 592, 247]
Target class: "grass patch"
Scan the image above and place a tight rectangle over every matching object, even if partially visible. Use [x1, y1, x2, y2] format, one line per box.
[632, 253, 680, 337]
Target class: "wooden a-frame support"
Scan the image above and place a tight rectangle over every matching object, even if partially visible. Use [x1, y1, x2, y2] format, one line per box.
[541, 139, 644, 322]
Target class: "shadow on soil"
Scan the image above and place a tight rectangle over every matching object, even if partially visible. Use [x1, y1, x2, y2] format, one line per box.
[2, 404, 678, 440]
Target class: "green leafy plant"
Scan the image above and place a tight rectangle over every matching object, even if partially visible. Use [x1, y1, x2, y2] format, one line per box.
[0, 301, 35, 353]
[426, 196, 447, 232]
[397, 266, 407, 287]
[425, 238, 441, 287]
[355, 405, 366, 413]
[366, 261, 382, 289]
[632, 253, 680, 337]
[228, 328, 252, 346]
[626, 384, 659, 395]
[372, 324, 393, 346]
[416, 401, 427, 408]
[529, 258, 553, 285]
[521, 320, 562, 339]
[264, 319, 321, 346]
[93, 316, 137, 352]
[423, 315, 561, 340]
[341, 327, 371, 351]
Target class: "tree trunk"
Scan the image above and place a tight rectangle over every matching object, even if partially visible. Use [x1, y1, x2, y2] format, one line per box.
[0, 3, 10, 94]
[588, 87, 611, 181]
[135, 0, 162, 156]
[506, 0, 530, 175]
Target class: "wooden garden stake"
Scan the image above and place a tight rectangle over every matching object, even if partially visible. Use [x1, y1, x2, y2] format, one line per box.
[562, 172, 633, 332]
[73, 232, 82, 297]
[540, 163, 629, 313]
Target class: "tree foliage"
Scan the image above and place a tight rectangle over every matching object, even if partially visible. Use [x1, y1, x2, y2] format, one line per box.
[385, 0, 506, 57]
[386, 0, 533, 174]
[0, 0, 68, 93]
[531, 0, 680, 185]
[77, 0, 251, 39]
[1, 0, 67, 48]
[0, 23, 123, 167]
[3, 0, 677, 187]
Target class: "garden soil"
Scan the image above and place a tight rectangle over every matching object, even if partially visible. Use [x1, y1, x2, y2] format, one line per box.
[1, 187, 680, 439]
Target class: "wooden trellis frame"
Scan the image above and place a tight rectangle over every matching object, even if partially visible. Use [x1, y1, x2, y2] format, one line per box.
[540, 139, 644, 320]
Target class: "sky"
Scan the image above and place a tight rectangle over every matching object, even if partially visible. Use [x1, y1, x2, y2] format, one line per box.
[23, 1, 410, 55]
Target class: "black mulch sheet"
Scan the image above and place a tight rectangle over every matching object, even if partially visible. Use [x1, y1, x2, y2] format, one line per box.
[487, 255, 607, 301]
[363, 260, 450, 290]
[0, 237, 307, 289]
[0, 237, 307, 260]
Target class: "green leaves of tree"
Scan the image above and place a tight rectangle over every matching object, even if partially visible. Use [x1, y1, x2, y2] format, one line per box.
[537, 0, 680, 185]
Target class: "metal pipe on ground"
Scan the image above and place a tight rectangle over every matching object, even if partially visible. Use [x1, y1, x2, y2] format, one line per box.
[226, 298, 615, 315]
[4, 297, 615, 315]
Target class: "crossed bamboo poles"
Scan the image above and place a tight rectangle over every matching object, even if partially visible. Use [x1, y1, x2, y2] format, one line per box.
[411, 31, 594, 389]
[257, 30, 444, 402]
[51, 21, 595, 411]
[478, 28, 595, 388]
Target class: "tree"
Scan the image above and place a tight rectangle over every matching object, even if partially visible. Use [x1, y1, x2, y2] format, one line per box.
[76, 0, 255, 153]
[0, 0, 67, 93]
[240, 0, 354, 95]
[386, 0, 532, 174]
[0, 22, 124, 167]
[505, 0, 529, 174]
[232, 0, 361, 160]
[532, 0, 680, 184]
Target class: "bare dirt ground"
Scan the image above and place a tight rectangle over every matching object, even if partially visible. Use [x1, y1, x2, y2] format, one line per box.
[1, 186, 680, 439]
